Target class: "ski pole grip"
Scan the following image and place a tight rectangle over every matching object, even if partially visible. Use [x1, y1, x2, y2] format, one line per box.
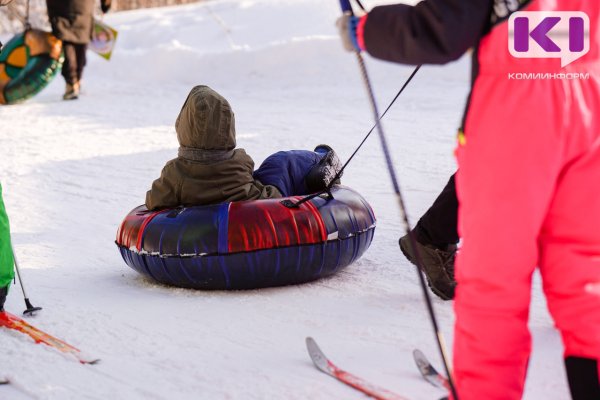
[339, 0, 353, 15]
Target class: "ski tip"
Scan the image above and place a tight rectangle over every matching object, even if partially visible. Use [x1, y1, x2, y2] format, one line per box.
[82, 358, 101, 365]
[305, 337, 332, 375]
[413, 349, 450, 390]
[413, 349, 430, 371]
[305, 337, 320, 359]
[305, 337, 320, 355]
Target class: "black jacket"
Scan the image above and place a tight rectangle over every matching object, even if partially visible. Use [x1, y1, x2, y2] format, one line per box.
[362, 0, 531, 124]
[363, 0, 495, 65]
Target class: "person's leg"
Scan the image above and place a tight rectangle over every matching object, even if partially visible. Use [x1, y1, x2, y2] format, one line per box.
[253, 146, 342, 197]
[453, 76, 568, 398]
[538, 137, 600, 400]
[61, 41, 77, 86]
[0, 183, 14, 311]
[61, 41, 80, 100]
[414, 173, 459, 248]
[254, 150, 320, 197]
[75, 43, 87, 83]
[399, 173, 459, 300]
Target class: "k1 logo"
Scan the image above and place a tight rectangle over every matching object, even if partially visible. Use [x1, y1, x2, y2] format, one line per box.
[509, 12, 590, 67]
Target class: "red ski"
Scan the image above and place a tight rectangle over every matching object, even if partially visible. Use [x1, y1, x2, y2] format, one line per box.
[306, 337, 408, 400]
[0, 311, 99, 364]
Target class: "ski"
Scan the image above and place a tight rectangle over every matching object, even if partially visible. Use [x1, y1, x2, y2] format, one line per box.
[306, 337, 408, 400]
[0, 311, 99, 364]
[413, 349, 449, 390]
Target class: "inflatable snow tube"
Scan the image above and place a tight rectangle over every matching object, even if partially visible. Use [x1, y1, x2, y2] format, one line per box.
[116, 186, 376, 290]
[0, 29, 63, 105]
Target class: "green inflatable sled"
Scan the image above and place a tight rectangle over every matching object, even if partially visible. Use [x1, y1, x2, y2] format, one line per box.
[0, 29, 63, 105]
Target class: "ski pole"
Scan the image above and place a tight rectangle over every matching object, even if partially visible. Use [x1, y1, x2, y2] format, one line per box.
[337, 1, 458, 398]
[11, 244, 42, 316]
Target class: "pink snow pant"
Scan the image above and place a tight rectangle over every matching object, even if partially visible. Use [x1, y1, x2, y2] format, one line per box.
[453, 4, 600, 398]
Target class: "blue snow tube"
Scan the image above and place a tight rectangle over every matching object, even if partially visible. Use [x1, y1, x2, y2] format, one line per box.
[115, 186, 376, 290]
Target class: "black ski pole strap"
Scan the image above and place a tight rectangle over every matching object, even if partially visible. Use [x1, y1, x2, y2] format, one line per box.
[282, 65, 421, 210]
[324, 64, 421, 192]
[281, 188, 333, 209]
[354, 0, 367, 12]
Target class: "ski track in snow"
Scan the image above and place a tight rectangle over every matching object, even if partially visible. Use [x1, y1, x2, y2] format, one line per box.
[0, 0, 566, 399]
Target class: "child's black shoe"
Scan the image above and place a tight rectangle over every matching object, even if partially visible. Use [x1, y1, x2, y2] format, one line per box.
[305, 144, 343, 193]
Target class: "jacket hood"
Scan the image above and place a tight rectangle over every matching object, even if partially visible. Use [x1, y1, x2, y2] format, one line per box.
[175, 85, 236, 150]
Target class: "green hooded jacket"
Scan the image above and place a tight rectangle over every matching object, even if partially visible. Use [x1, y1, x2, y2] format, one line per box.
[0, 183, 15, 289]
[145, 86, 281, 210]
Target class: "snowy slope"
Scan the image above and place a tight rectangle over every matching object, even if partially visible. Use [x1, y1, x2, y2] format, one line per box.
[0, 1, 567, 399]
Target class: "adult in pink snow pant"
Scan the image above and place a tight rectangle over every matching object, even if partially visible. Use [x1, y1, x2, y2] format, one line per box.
[455, 1, 600, 398]
[339, 0, 600, 398]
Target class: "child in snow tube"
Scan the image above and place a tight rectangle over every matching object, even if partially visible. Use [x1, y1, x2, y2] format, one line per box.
[146, 85, 343, 210]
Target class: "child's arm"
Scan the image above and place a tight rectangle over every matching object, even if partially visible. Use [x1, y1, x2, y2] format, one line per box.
[145, 163, 181, 210]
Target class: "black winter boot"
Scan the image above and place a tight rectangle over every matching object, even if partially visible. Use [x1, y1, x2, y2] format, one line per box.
[305, 145, 343, 193]
[399, 233, 456, 300]
[0, 285, 8, 312]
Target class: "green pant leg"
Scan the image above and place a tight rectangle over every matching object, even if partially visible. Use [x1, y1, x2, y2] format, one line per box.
[0, 183, 15, 289]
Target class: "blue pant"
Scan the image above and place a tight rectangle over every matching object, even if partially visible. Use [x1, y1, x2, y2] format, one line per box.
[253, 150, 321, 197]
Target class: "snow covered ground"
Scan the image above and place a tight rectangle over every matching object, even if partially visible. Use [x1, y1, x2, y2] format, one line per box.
[0, 1, 568, 399]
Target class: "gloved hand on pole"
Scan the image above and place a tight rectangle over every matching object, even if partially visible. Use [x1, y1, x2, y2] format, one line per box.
[335, 14, 365, 53]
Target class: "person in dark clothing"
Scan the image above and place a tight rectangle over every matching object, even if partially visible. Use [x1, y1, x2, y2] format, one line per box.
[46, 0, 111, 100]
[337, 1, 600, 399]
